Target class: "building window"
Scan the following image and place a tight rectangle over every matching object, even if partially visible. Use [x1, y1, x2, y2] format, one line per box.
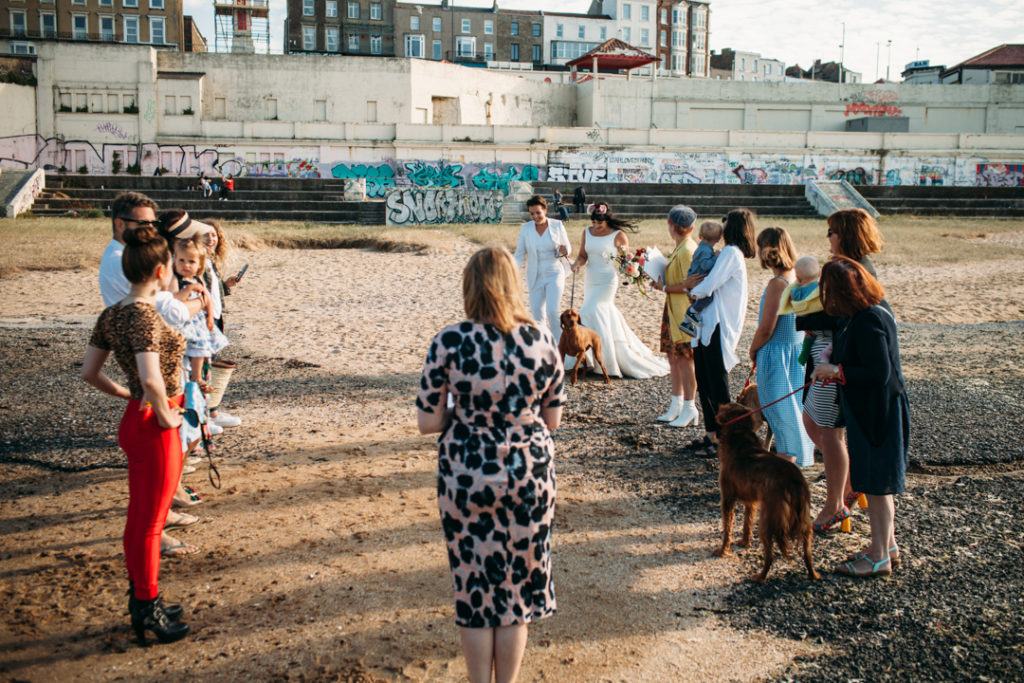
[405, 34, 424, 57]
[315, 99, 326, 120]
[347, 2, 358, 19]
[556, 24, 562, 38]
[266, 98, 277, 119]
[531, 43, 540, 62]
[303, 0, 313, 16]
[431, 39, 441, 59]
[302, 26, 315, 50]
[641, 5, 649, 21]
[150, 16, 164, 44]
[9, 41, 36, 54]
[461, 18, 470, 33]
[72, 14, 90, 40]
[165, 95, 175, 114]
[484, 20, 493, 34]
[40, 12, 56, 38]
[326, 27, 338, 51]
[510, 21, 518, 36]
[659, 30, 665, 47]
[484, 42, 493, 60]
[740, 57, 745, 70]
[370, 3, 381, 20]
[622, 27, 630, 43]
[578, 25, 585, 39]
[10, 11, 27, 37]
[76, 94, 87, 111]
[674, 9, 685, 26]
[99, 0, 112, 6]
[347, 33, 359, 51]
[510, 42, 519, 61]
[326, 1, 337, 17]
[622, 3, 631, 19]
[660, 8, 666, 24]
[432, 18, 441, 32]
[72, 0, 86, 5]
[371, 33, 382, 54]
[600, 26, 606, 40]
[640, 28, 648, 45]
[366, 100, 377, 122]
[124, 0, 138, 7]
[693, 32, 704, 50]
[531, 23, 539, 37]
[150, 0, 163, 9]
[456, 36, 475, 57]
[694, 9, 705, 30]
[180, 95, 191, 112]
[100, 15, 114, 40]
[107, 94, 119, 110]
[410, 16, 419, 30]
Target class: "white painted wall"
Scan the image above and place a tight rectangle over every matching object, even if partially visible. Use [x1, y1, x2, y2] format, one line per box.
[0, 84, 37, 137]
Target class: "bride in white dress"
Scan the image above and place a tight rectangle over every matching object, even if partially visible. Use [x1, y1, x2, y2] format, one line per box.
[569, 203, 670, 379]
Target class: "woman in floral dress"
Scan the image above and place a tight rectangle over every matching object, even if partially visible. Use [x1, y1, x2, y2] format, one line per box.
[417, 246, 565, 683]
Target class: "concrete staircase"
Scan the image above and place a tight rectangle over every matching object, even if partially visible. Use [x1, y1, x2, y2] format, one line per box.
[32, 175, 386, 224]
[524, 182, 820, 223]
[856, 186, 1024, 217]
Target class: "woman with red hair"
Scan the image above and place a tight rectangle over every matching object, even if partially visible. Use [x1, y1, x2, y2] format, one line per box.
[811, 257, 910, 577]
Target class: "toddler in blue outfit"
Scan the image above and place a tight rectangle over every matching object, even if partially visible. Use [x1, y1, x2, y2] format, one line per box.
[678, 220, 723, 337]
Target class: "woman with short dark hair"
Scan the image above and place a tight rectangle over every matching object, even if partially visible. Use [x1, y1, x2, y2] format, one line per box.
[684, 208, 757, 454]
[812, 257, 910, 577]
[515, 195, 571, 344]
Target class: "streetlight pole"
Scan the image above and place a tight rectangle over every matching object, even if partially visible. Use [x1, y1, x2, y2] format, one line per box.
[875, 41, 880, 81]
[839, 22, 845, 84]
[886, 39, 892, 81]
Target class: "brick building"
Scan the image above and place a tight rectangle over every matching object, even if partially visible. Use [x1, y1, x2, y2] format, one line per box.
[0, 0, 188, 53]
[285, 0, 395, 56]
[656, 0, 709, 77]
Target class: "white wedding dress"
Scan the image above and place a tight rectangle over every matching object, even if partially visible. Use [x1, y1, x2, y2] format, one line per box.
[571, 228, 670, 379]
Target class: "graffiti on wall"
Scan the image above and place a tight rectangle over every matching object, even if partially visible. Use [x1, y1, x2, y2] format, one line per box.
[385, 189, 503, 225]
[845, 88, 903, 118]
[96, 122, 130, 140]
[976, 163, 1024, 187]
[547, 162, 607, 183]
[234, 158, 322, 178]
[0, 135, 221, 175]
[332, 160, 541, 198]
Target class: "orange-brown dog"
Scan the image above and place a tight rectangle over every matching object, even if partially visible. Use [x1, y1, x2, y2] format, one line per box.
[557, 309, 610, 385]
[713, 402, 819, 583]
[736, 381, 774, 451]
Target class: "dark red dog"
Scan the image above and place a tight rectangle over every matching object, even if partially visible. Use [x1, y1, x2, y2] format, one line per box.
[557, 309, 610, 385]
[713, 402, 818, 583]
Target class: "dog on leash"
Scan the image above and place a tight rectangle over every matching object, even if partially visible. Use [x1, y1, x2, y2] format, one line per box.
[736, 381, 774, 451]
[712, 402, 819, 583]
[557, 309, 610, 385]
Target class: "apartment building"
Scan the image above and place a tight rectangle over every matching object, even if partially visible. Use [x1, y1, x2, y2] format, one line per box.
[544, 11, 614, 67]
[1, 0, 186, 53]
[391, 3, 542, 66]
[285, 0, 395, 56]
[655, 0, 708, 77]
[600, 0, 656, 53]
[710, 48, 784, 82]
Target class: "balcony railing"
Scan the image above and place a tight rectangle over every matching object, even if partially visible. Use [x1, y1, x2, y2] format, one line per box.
[0, 28, 180, 47]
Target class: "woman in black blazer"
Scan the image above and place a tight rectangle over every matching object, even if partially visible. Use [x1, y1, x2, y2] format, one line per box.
[812, 257, 910, 577]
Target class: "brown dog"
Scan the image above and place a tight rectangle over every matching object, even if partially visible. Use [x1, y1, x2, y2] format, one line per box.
[712, 402, 819, 583]
[557, 309, 610, 385]
[736, 381, 774, 451]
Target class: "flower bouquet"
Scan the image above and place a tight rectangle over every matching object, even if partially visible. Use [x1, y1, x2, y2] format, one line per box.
[607, 245, 660, 298]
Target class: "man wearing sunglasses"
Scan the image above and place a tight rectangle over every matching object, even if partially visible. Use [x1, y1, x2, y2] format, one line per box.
[98, 192, 202, 325]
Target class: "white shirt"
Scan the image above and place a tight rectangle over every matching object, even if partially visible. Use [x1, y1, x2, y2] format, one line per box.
[689, 244, 748, 371]
[98, 238, 190, 326]
[514, 219, 571, 289]
[207, 264, 223, 321]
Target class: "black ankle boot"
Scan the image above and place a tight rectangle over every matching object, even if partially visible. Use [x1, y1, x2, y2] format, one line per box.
[128, 582, 183, 621]
[130, 597, 190, 645]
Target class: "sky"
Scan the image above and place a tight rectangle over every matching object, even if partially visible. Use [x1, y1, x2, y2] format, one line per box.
[183, 0, 1024, 79]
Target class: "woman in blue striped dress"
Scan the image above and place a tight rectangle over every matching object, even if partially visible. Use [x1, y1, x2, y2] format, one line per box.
[748, 227, 814, 466]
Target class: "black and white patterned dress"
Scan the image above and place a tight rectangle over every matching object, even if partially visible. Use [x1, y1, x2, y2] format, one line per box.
[417, 321, 565, 628]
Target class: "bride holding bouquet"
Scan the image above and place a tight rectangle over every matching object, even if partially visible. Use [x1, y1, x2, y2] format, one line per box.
[570, 202, 669, 379]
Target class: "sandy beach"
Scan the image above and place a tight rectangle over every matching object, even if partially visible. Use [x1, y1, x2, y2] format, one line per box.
[2, 221, 1023, 681]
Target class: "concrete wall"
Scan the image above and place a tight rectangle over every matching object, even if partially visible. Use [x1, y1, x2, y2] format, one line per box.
[578, 76, 1024, 134]
[0, 84, 37, 137]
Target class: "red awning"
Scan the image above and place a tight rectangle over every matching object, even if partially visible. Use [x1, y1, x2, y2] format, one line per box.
[567, 38, 659, 71]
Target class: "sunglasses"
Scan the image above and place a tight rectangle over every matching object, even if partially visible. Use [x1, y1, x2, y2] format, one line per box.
[120, 217, 159, 228]
[826, 228, 837, 237]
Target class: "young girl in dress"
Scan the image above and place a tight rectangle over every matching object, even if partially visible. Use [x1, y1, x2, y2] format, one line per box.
[173, 237, 228, 383]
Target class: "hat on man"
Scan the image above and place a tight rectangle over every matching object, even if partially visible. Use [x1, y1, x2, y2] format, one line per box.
[163, 212, 215, 241]
[668, 205, 697, 229]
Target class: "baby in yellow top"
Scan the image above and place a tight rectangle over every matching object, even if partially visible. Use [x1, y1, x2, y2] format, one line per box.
[779, 255, 823, 316]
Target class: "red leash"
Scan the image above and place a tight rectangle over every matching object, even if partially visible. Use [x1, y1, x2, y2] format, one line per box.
[721, 367, 845, 428]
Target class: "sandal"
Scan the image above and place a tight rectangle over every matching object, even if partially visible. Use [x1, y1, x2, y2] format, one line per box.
[813, 506, 851, 533]
[160, 542, 201, 559]
[847, 545, 900, 567]
[835, 554, 891, 577]
[164, 512, 201, 531]
[172, 487, 202, 508]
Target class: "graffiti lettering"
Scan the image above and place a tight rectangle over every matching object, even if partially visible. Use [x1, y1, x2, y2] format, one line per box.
[732, 165, 768, 184]
[385, 189, 502, 225]
[238, 158, 321, 178]
[976, 163, 1024, 187]
[471, 165, 539, 194]
[844, 102, 903, 118]
[547, 163, 607, 183]
[829, 167, 870, 184]
[331, 162, 396, 197]
[405, 161, 463, 189]
[95, 122, 130, 140]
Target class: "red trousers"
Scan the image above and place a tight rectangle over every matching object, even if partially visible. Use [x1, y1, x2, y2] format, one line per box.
[119, 395, 183, 600]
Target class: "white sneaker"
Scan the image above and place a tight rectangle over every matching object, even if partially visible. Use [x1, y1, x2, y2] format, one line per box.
[212, 412, 242, 428]
[669, 402, 700, 428]
[208, 422, 224, 436]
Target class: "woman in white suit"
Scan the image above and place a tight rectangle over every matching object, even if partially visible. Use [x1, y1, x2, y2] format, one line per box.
[515, 195, 572, 344]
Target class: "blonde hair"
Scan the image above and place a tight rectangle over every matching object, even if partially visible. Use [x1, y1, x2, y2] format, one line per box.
[462, 247, 534, 333]
[699, 220, 723, 242]
[173, 236, 206, 275]
[207, 220, 231, 275]
[794, 255, 820, 283]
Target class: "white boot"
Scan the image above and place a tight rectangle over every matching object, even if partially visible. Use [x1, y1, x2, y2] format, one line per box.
[657, 395, 683, 422]
[669, 400, 700, 428]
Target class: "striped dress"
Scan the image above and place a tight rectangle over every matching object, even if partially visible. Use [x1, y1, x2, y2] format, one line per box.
[755, 278, 815, 467]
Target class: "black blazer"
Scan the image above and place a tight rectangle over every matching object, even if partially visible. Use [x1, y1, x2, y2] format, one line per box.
[833, 301, 906, 447]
